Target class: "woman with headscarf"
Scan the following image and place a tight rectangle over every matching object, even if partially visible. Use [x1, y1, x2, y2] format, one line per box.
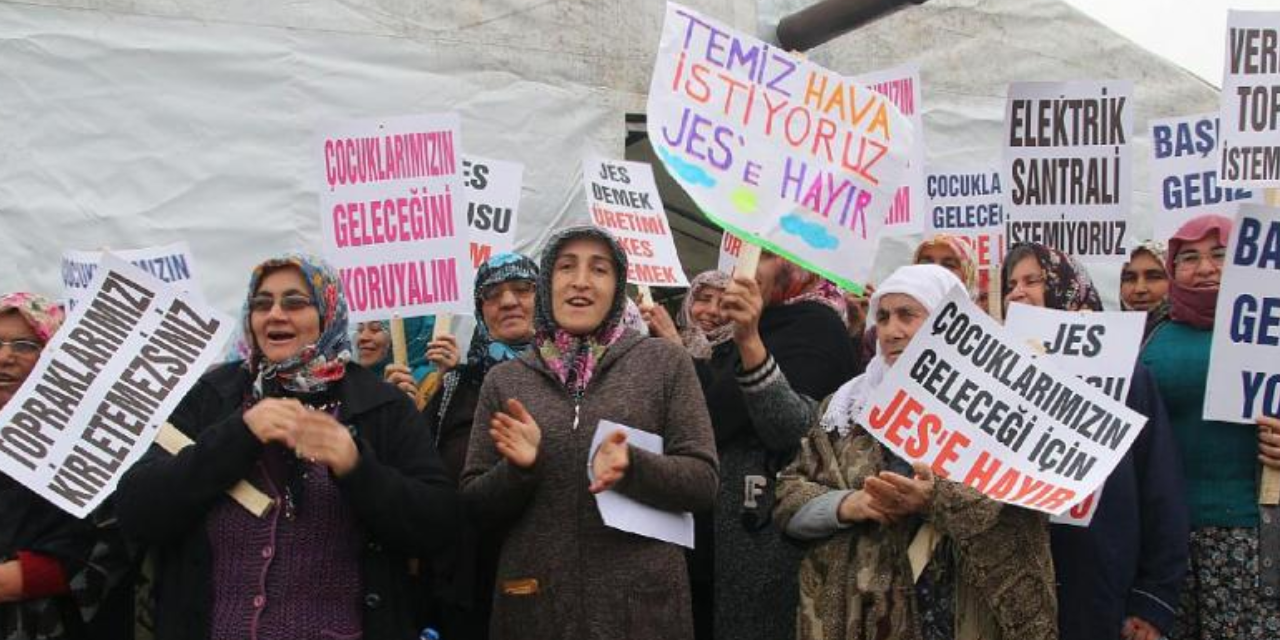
[1139, 215, 1280, 639]
[775, 264, 1057, 640]
[1003, 242, 1189, 640]
[643, 270, 734, 362]
[460, 227, 717, 640]
[696, 250, 854, 640]
[1120, 241, 1171, 339]
[117, 254, 457, 640]
[0, 293, 133, 640]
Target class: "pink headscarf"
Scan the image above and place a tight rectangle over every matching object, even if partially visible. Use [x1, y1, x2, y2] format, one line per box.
[0, 292, 65, 343]
[914, 234, 979, 300]
[1167, 214, 1233, 330]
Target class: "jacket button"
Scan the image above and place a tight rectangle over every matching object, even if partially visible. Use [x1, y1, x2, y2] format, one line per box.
[364, 593, 382, 609]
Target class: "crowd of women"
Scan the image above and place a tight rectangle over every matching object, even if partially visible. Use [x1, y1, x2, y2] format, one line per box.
[1, 212, 1278, 640]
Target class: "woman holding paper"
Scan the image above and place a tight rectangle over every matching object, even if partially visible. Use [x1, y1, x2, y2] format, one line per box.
[775, 264, 1057, 640]
[0, 292, 133, 640]
[460, 226, 717, 640]
[117, 254, 457, 640]
[1140, 215, 1280, 639]
[1004, 242, 1189, 640]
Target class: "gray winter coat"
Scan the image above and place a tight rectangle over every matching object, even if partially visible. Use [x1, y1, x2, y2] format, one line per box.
[460, 331, 719, 640]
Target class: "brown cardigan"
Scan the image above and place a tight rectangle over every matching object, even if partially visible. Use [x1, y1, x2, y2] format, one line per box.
[460, 331, 719, 640]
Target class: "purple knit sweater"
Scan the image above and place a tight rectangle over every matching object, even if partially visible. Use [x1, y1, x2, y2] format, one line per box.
[206, 444, 363, 640]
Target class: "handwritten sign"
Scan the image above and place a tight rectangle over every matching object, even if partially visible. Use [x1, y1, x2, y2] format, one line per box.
[1150, 113, 1259, 240]
[584, 156, 689, 287]
[0, 256, 234, 518]
[1219, 11, 1280, 187]
[1205, 204, 1280, 422]
[463, 155, 523, 270]
[61, 242, 199, 310]
[1005, 304, 1145, 526]
[857, 64, 924, 237]
[319, 113, 472, 322]
[1003, 81, 1133, 263]
[646, 2, 913, 290]
[856, 288, 1146, 516]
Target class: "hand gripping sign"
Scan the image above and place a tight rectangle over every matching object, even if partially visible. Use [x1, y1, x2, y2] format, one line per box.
[855, 288, 1147, 516]
[646, 2, 913, 291]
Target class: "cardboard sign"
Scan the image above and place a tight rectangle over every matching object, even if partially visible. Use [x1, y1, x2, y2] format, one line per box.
[1205, 204, 1280, 422]
[1005, 304, 1145, 526]
[855, 288, 1147, 516]
[318, 113, 473, 322]
[463, 155, 523, 269]
[0, 256, 234, 518]
[856, 63, 925, 237]
[584, 156, 689, 287]
[646, 2, 913, 290]
[1150, 113, 1259, 240]
[1218, 11, 1280, 188]
[1003, 80, 1134, 263]
[717, 232, 742, 274]
[61, 242, 200, 310]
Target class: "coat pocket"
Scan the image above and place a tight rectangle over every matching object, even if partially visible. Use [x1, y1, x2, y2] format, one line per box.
[492, 579, 554, 640]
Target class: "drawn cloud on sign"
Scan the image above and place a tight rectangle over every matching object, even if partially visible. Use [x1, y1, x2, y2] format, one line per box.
[657, 147, 716, 188]
[780, 213, 839, 250]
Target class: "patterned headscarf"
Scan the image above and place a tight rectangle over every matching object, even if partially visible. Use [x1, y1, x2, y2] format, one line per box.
[1167, 214, 1233, 330]
[914, 233, 979, 300]
[1121, 240, 1170, 312]
[535, 226, 628, 398]
[1001, 243, 1103, 312]
[766, 254, 849, 323]
[0, 293, 65, 343]
[679, 270, 734, 360]
[243, 254, 351, 398]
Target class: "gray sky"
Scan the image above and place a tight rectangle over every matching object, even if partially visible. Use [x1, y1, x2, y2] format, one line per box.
[1062, 0, 1278, 85]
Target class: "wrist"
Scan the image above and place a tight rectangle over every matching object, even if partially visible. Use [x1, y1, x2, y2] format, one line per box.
[737, 334, 767, 370]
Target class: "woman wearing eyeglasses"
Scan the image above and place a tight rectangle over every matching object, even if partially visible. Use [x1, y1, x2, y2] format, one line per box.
[1138, 215, 1280, 639]
[0, 293, 133, 640]
[117, 254, 457, 640]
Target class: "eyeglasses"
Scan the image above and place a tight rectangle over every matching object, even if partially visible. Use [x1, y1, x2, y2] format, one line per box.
[1173, 247, 1227, 270]
[480, 280, 535, 302]
[0, 338, 42, 355]
[249, 293, 314, 313]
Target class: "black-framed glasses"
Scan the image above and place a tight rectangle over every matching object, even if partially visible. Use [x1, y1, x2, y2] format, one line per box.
[0, 338, 42, 355]
[249, 293, 314, 313]
[480, 280, 535, 302]
[1173, 247, 1227, 270]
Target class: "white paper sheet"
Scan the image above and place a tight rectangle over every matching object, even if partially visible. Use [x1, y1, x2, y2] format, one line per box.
[589, 420, 695, 548]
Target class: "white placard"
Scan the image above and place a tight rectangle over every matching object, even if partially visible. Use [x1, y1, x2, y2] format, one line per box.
[1149, 113, 1260, 240]
[584, 156, 689, 287]
[589, 419, 694, 548]
[1218, 11, 1280, 188]
[717, 232, 743, 275]
[462, 155, 523, 269]
[0, 255, 234, 517]
[856, 63, 925, 237]
[61, 242, 201, 310]
[925, 166, 1007, 271]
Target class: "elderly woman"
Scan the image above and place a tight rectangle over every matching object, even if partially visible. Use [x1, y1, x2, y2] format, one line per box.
[1120, 241, 1171, 339]
[1003, 242, 1188, 640]
[776, 264, 1057, 640]
[460, 227, 717, 640]
[117, 254, 457, 640]
[0, 293, 132, 640]
[644, 270, 734, 361]
[1139, 215, 1280, 639]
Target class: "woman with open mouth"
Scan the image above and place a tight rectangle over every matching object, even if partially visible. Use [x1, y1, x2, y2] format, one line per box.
[0, 292, 132, 640]
[460, 226, 717, 640]
[117, 253, 457, 640]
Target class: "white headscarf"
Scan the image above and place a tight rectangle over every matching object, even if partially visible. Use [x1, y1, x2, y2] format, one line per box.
[821, 264, 963, 437]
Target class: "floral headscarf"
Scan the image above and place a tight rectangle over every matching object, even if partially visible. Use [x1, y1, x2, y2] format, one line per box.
[678, 270, 734, 360]
[243, 254, 352, 398]
[0, 293, 65, 343]
[767, 254, 848, 323]
[535, 226, 628, 398]
[1002, 243, 1103, 312]
[914, 233, 979, 300]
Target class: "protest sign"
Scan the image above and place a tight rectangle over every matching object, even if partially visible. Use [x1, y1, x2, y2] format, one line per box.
[1003, 80, 1133, 263]
[463, 155, 523, 269]
[1005, 303, 1145, 526]
[318, 113, 472, 322]
[646, 2, 913, 291]
[925, 166, 1007, 296]
[857, 63, 924, 237]
[855, 288, 1147, 516]
[1150, 113, 1259, 240]
[0, 255, 234, 518]
[584, 156, 689, 287]
[1219, 11, 1280, 188]
[62, 242, 200, 310]
[1204, 204, 1280, 423]
[717, 232, 742, 274]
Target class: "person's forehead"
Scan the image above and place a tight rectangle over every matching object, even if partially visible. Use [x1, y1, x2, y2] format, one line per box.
[0, 310, 38, 338]
[877, 292, 923, 311]
[256, 267, 309, 292]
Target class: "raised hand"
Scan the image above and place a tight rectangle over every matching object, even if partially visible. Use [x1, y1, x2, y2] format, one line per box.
[292, 409, 359, 477]
[589, 429, 630, 494]
[490, 398, 542, 469]
[862, 462, 935, 519]
[243, 398, 305, 446]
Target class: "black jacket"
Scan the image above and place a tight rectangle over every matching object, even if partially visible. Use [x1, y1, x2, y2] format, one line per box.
[117, 362, 457, 640]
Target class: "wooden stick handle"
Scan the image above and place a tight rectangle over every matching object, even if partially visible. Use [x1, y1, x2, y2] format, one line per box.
[433, 313, 453, 340]
[987, 265, 1003, 321]
[734, 242, 762, 280]
[389, 315, 408, 367]
[638, 285, 654, 307]
[156, 423, 273, 517]
[1262, 188, 1280, 506]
